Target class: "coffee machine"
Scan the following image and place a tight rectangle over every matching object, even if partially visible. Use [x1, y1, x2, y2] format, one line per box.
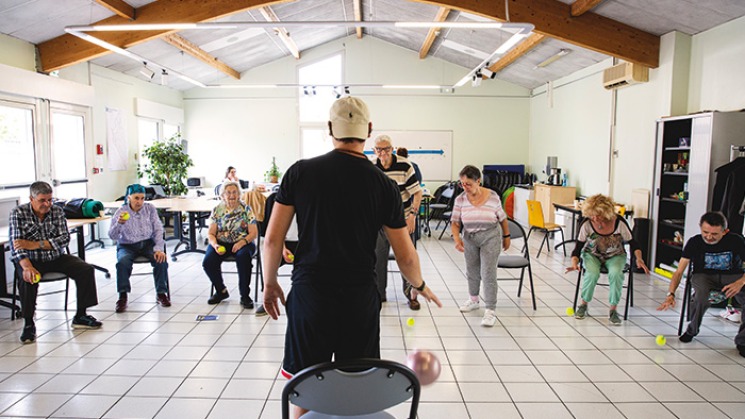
[544, 156, 562, 185]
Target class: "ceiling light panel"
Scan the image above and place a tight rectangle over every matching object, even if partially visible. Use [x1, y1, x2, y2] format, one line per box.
[198, 28, 265, 52]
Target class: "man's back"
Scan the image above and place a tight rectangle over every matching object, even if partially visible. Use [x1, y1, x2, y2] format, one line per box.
[276, 150, 404, 282]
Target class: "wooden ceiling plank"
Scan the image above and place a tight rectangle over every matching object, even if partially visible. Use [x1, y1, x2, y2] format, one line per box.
[413, 0, 659, 68]
[485, 32, 545, 75]
[163, 34, 240, 79]
[94, 0, 135, 20]
[258, 6, 300, 59]
[38, 0, 289, 72]
[571, 0, 605, 17]
[418, 7, 450, 59]
[353, 0, 362, 38]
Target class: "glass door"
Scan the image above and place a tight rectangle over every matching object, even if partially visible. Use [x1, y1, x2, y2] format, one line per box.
[50, 106, 90, 200]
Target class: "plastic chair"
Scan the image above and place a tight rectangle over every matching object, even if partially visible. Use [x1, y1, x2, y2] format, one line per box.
[436, 183, 463, 240]
[572, 253, 635, 320]
[526, 200, 566, 257]
[428, 182, 456, 232]
[131, 254, 171, 296]
[677, 264, 694, 336]
[282, 358, 420, 419]
[497, 219, 537, 310]
[11, 267, 70, 320]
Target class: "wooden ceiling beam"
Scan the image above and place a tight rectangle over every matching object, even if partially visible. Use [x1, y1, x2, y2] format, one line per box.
[38, 0, 288, 72]
[258, 6, 300, 59]
[418, 7, 450, 59]
[413, 0, 659, 68]
[353, 0, 363, 39]
[571, 0, 605, 17]
[94, 0, 135, 20]
[485, 32, 545, 75]
[163, 34, 241, 79]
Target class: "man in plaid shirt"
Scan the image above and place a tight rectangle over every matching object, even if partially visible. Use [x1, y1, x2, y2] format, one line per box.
[10, 181, 102, 344]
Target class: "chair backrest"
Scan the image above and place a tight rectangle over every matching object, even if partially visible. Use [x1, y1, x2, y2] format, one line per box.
[282, 358, 420, 419]
[507, 218, 530, 256]
[526, 200, 546, 228]
[214, 183, 222, 197]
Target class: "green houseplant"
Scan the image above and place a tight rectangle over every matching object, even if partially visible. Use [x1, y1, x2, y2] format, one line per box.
[137, 133, 194, 196]
[265, 156, 282, 183]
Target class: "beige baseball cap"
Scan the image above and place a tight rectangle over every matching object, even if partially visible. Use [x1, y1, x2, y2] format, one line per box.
[329, 96, 370, 140]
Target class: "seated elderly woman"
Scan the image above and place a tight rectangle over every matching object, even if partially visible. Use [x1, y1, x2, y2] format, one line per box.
[566, 194, 649, 325]
[108, 184, 170, 313]
[204, 180, 258, 309]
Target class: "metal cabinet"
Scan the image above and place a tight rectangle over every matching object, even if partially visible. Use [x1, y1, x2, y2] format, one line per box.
[650, 112, 745, 277]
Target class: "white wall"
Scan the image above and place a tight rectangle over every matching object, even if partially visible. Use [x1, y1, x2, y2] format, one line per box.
[183, 36, 530, 188]
[688, 14, 745, 113]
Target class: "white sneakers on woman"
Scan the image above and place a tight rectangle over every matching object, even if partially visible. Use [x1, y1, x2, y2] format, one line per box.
[460, 299, 480, 312]
[481, 309, 497, 327]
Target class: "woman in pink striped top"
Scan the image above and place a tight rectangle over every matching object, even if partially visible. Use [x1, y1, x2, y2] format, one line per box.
[450, 165, 511, 327]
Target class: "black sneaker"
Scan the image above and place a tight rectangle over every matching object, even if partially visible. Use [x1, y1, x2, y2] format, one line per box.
[208, 289, 229, 305]
[20, 325, 36, 344]
[240, 296, 254, 310]
[72, 315, 102, 329]
[255, 305, 267, 317]
[737, 344, 745, 358]
[679, 332, 694, 343]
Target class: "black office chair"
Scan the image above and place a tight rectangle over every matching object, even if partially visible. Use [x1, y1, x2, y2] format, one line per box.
[428, 182, 455, 232]
[131, 254, 171, 297]
[436, 182, 463, 240]
[572, 253, 635, 320]
[497, 219, 537, 310]
[677, 264, 695, 336]
[11, 264, 70, 320]
[282, 358, 420, 419]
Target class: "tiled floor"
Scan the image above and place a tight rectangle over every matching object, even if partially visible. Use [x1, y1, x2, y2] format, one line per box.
[0, 228, 743, 418]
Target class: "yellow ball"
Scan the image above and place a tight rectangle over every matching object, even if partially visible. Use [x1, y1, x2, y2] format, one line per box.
[217, 245, 226, 254]
[655, 335, 666, 346]
[406, 317, 415, 327]
[565, 307, 575, 316]
[121, 212, 130, 220]
[288, 254, 295, 262]
[33, 274, 41, 284]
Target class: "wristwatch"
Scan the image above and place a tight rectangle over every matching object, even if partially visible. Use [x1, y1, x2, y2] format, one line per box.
[39, 240, 46, 250]
[666, 292, 675, 299]
[414, 281, 426, 292]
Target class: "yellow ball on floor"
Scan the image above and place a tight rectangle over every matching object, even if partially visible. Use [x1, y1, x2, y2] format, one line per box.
[656, 335, 666, 346]
[565, 307, 575, 316]
[406, 317, 415, 327]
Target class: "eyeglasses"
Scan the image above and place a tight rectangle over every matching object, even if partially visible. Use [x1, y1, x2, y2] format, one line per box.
[374, 146, 392, 153]
[460, 181, 479, 188]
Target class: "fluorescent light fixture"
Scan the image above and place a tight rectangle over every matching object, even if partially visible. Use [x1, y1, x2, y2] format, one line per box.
[440, 40, 490, 60]
[395, 21, 502, 29]
[205, 84, 278, 89]
[453, 31, 532, 88]
[381, 85, 442, 89]
[534, 49, 571, 69]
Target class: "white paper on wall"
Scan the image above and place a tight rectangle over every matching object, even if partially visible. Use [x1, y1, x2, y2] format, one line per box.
[106, 107, 128, 171]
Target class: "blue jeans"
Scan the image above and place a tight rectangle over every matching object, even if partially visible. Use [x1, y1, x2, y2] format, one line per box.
[116, 240, 169, 294]
[202, 242, 255, 300]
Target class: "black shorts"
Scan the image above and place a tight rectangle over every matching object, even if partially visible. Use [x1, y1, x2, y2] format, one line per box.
[281, 279, 381, 378]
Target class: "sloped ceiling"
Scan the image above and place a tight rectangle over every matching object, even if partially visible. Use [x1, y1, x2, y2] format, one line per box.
[0, 0, 744, 91]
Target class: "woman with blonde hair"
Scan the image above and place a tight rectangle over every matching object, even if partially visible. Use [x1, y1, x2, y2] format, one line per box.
[566, 194, 649, 325]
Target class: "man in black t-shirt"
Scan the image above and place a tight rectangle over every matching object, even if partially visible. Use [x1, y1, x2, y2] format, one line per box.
[658, 212, 745, 357]
[261, 97, 442, 417]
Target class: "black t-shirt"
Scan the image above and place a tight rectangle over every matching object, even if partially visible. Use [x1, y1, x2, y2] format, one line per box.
[276, 149, 405, 284]
[682, 233, 745, 275]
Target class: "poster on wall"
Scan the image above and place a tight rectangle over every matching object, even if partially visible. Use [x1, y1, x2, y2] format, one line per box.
[106, 107, 128, 171]
[365, 130, 453, 181]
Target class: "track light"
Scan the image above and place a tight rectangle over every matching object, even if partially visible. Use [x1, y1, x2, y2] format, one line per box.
[160, 69, 168, 86]
[139, 62, 155, 80]
[481, 68, 497, 79]
[471, 74, 482, 87]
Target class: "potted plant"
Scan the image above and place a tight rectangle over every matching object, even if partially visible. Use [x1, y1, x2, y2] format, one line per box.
[265, 156, 282, 183]
[137, 133, 194, 196]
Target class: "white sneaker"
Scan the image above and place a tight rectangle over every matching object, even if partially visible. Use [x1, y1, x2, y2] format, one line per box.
[481, 309, 497, 327]
[460, 299, 480, 312]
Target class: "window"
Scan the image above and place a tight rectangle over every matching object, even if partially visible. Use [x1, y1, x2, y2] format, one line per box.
[0, 101, 36, 190]
[298, 53, 342, 159]
[138, 118, 181, 183]
[51, 110, 88, 200]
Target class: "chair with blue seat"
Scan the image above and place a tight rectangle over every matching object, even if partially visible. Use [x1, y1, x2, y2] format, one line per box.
[282, 358, 420, 419]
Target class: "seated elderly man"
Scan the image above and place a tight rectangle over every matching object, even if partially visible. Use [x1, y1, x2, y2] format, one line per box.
[10, 181, 102, 344]
[109, 184, 171, 313]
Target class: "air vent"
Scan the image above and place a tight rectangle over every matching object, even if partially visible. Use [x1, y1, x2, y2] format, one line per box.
[603, 62, 649, 90]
